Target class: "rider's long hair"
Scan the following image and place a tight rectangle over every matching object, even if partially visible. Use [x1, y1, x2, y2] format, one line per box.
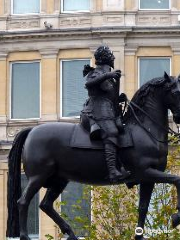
[94, 45, 114, 65]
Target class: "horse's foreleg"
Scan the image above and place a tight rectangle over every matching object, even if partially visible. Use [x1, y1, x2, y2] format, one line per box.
[18, 178, 43, 240]
[142, 167, 180, 228]
[39, 182, 78, 240]
[135, 183, 154, 240]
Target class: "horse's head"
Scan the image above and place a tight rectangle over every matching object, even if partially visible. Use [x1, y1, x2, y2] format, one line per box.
[164, 72, 180, 124]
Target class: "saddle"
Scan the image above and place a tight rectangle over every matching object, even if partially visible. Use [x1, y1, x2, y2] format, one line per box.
[70, 124, 134, 149]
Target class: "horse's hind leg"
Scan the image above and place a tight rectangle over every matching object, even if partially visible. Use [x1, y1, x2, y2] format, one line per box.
[18, 177, 44, 240]
[39, 181, 78, 240]
[135, 183, 154, 240]
[142, 167, 180, 228]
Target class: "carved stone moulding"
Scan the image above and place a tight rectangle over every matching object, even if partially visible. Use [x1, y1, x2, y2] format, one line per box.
[59, 17, 91, 27]
[7, 122, 39, 139]
[103, 15, 124, 25]
[7, 19, 40, 30]
[7, 126, 22, 138]
[6, 124, 35, 141]
[137, 15, 171, 26]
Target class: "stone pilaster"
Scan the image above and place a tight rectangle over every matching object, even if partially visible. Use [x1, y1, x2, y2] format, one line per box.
[103, 0, 124, 11]
[41, 0, 47, 14]
[0, 52, 7, 140]
[0, 170, 6, 239]
[171, 46, 180, 77]
[40, 48, 59, 121]
[54, 0, 59, 13]
[124, 46, 138, 99]
[4, 0, 10, 15]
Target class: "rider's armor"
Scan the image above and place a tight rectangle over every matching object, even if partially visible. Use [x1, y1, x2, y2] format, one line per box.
[81, 46, 130, 183]
[82, 65, 123, 143]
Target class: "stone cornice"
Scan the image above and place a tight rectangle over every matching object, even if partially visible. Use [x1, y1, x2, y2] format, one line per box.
[0, 26, 180, 42]
[0, 27, 131, 42]
[131, 26, 180, 35]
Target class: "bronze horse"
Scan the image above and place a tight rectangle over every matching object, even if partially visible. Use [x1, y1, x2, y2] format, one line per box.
[6, 72, 180, 240]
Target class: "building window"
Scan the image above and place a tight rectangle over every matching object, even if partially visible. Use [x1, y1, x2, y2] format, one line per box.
[61, 182, 91, 237]
[139, 0, 170, 10]
[139, 58, 171, 86]
[60, 59, 89, 118]
[61, 0, 90, 12]
[11, 62, 40, 120]
[21, 174, 39, 239]
[12, 0, 40, 14]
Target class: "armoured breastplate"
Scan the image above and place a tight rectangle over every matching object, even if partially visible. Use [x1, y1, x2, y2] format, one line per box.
[87, 68, 118, 105]
[83, 66, 120, 120]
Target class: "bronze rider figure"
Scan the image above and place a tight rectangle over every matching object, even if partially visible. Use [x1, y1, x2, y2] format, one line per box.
[81, 45, 130, 183]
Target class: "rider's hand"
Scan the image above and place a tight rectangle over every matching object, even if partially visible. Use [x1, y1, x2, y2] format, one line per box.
[119, 93, 127, 102]
[111, 70, 121, 80]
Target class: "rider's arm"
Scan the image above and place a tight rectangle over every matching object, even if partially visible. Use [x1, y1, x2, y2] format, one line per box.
[85, 71, 121, 88]
[85, 72, 112, 88]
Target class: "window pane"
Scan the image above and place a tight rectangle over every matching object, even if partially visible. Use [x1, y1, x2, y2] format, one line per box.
[61, 60, 89, 117]
[61, 182, 91, 237]
[13, 0, 40, 14]
[140, 0, 169, 9]
[21, 174, 39, 237]
[11, 62, 40, 119]
[63, 0, 90, 11]
[139, 58, 170, 86]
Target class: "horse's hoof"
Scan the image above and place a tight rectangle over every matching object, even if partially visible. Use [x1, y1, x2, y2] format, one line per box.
[172, 212, 180, 228]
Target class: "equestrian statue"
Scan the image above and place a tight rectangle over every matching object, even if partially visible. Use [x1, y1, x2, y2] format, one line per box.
[6, 45, 180, 240]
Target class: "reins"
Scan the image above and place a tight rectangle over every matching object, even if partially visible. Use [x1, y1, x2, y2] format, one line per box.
[123, 98, 180, 143]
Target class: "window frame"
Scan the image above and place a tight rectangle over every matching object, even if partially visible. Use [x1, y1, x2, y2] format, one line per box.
[139, 0, 171, 10]
[138, 57, 172, 116]
[60, 0, 90, 13]
[138, 57, 171, 88]
[11, 0, 41, 15]
[60, 58, 91, 119]
[10, 61, 41, 121]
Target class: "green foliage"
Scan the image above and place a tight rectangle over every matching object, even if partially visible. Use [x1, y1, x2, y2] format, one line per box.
[144, 136, 180, 239]
[45, 234, 54, 240]
[89, 184, 138, 240]
[55, 184, 91, 239]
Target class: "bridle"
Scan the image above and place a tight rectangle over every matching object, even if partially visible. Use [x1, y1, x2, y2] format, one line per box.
[123, 97, 180, 143]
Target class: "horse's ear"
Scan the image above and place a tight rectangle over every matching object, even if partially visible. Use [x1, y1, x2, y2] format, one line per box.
[164, 71, 171, 82]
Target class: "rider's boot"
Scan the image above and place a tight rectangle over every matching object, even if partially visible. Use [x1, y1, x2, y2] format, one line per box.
[104, 142, 130, 183]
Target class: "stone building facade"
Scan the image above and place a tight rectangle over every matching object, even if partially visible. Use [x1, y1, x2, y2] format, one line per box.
[0, 0, 180, 239]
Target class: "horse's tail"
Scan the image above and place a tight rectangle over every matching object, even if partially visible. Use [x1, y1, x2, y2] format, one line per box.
[6, 127, 32, 238]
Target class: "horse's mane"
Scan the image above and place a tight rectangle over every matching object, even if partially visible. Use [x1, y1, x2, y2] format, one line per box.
[125, 75, 176, 121]
[131, 76, 175, 107]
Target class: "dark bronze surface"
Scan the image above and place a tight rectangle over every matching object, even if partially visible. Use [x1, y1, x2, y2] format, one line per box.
[6, 47, 180, 240]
